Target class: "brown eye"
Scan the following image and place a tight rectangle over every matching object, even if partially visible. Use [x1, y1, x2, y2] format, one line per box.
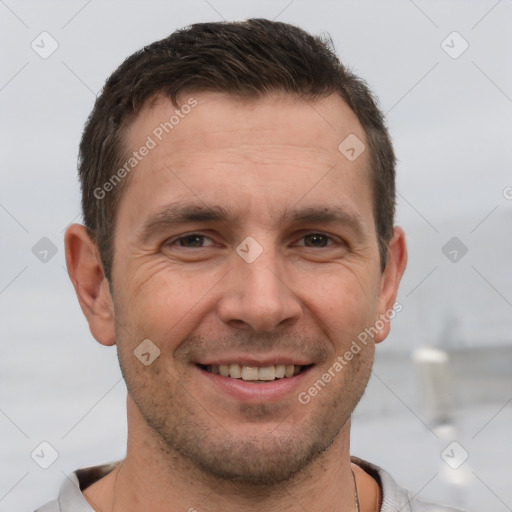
[169, 234, 214, 248]
[302, 234, 332, 248]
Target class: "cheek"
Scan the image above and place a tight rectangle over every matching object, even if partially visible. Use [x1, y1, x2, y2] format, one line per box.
[295, 265, 379, 340]
[114, 259, 223, 349]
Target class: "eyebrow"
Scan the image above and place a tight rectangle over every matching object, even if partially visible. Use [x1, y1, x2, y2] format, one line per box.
[136, 201, 366, 243]
[136, 203, 239, 242]
[279, 205, 365, 233]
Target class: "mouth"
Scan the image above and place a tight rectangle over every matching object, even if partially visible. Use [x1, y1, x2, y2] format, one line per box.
[194, 356, 315, 402]
[197, 363, 312, 382]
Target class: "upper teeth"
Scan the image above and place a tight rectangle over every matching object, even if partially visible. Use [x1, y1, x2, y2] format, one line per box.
[206, 364, 301, 380]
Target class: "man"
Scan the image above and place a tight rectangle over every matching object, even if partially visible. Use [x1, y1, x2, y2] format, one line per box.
[36, 19, 464, 512]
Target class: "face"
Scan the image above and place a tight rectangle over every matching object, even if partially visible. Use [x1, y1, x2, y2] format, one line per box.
[107, 91, 399, 484]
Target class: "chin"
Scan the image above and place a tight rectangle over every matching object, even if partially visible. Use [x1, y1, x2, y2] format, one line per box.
[177, 431, 332, 486]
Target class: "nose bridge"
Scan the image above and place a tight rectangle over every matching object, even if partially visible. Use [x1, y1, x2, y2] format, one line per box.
[218, 235, 301, 332]
[241, 243, 282, 300]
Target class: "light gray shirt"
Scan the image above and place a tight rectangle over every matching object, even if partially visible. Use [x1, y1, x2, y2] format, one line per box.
[35, 456, 465, 512]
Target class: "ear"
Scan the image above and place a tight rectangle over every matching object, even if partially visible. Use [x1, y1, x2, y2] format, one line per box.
[373, 226, 407, 344]
[64, 224, 116, 346]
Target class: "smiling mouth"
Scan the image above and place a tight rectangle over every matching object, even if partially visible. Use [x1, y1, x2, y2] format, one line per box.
[197, 363, 312, 382]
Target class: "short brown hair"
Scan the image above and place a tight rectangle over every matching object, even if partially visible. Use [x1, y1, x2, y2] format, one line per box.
[78, 18, 396, 282]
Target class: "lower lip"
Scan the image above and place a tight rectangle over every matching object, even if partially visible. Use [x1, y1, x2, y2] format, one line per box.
[196, 365, 313, 403]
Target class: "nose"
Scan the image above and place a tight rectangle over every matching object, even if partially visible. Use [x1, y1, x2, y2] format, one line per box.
[216, 244, 303, 332]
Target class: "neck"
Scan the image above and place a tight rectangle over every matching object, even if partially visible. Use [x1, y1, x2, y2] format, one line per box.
[85, 399, 379, 512]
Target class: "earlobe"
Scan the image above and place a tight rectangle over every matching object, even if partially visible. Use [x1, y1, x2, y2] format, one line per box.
[374, 227, 408, 344]
[64, 224, 116, 346]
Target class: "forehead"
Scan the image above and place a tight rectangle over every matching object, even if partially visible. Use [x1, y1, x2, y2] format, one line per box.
[127, 91, 366, 157]
[117, 91, 373, 232]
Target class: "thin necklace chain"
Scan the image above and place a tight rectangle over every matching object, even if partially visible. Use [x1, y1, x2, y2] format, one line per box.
[352, 468, 361, 512]
[111, 463, 361, 512]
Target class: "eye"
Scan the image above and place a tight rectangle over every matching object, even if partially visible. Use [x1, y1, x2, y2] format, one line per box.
[299, 233, 336, 248]
[168, 233, 215, 248]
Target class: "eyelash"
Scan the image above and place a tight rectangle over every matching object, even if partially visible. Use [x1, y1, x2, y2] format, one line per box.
[166, 232, 340, 249]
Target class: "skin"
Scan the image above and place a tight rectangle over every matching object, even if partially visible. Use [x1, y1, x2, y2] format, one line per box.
[65, 91, 407, 512]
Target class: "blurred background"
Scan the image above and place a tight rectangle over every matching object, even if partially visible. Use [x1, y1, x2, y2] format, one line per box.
[1, 1, 511, 510]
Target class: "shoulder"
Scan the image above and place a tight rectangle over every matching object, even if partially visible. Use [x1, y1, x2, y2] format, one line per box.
[33, 461, 121, 512]
[350, 456, 467, 512]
